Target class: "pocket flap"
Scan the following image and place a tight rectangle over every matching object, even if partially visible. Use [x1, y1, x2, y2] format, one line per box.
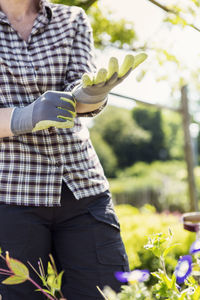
[97, 242, 128, 265]
[88, 193, 120, 230]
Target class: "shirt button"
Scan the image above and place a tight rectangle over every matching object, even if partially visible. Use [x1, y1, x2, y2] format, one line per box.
[56, 162, 62, 167]
[35, 66, 39, 71]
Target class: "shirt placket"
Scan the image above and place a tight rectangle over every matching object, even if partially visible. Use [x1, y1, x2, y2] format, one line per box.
[15, 14, 49, 97]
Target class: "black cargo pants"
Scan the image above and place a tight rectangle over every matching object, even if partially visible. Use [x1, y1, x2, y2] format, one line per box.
[0, 182, 129, 299]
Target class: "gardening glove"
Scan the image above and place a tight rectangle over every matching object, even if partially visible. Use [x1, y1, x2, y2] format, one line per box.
[11, 91, 76, 135]
[72, 53, 147, 104]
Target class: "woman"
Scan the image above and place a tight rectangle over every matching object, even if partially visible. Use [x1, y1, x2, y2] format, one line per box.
[0, 0, 145, 299]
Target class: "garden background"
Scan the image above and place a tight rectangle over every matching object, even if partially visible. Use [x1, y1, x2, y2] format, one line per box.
[54, 0, 200, 288]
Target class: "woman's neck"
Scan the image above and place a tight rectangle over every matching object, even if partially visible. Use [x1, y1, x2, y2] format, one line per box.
[0, 0, 40, 21]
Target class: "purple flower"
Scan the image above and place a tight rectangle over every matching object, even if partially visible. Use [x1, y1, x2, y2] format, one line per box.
[115, 271, 129, 283]
[175, 255, 192, 284]
[115, 269, 150, 283]
[190, 239, 200, 254]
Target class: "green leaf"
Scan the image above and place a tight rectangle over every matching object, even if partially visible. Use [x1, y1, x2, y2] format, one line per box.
[47, 262, 55, 276]
[179, 289, 189, 300]
[7, 257, 29, 279]
[56, 271, 64, 290]
[170, 273, 178, 291]
[159, 273, 172, 289]
[192, 285, 200, 300]
[34, 288, 54, 296]
[2, 275, 27, 285]
[47, 271, 64, 291]
[47, 274, 55, 287]
[151, 272, 161, 280]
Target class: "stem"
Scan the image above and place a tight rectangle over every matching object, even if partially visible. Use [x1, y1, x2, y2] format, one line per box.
[0, 254, 6, 261]
[96, 286, 109, 300]
[0, 271, 13, 276]
[27, 261, 42, 279]
[160, 256, 166, 274]
[28, 277, 57, 300]
[0, 269, 13, 275]
[38, 259, 45, 278]
[147, 0, 200, 33]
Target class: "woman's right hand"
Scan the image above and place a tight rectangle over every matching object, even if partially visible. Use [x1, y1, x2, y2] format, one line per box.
[10, 91, 76, 135]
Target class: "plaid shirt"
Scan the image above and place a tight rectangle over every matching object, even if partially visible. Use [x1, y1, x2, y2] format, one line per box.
[0, 0, 109, 206]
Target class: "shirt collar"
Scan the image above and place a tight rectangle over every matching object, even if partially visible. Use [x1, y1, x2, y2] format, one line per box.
[39, 0, 53, 22]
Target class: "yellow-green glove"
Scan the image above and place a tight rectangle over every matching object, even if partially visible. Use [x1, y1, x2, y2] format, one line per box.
[72, 53, 147, 104]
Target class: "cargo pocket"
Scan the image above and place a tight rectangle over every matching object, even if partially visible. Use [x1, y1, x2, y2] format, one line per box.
[87, 193, 129, 270]
[96, 240, 129, 268]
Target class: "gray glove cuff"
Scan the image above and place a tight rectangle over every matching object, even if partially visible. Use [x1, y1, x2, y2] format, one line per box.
[72, 84, 108, 104]
[11, 103, 34, 135]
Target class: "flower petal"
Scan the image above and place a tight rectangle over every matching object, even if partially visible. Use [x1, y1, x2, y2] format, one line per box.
[128, 270, 150, 282]
[190, 239, 200, 254]
[115, 269, 150, 283]
[114, 271, 129, 283]
[175, 255, 192, 284]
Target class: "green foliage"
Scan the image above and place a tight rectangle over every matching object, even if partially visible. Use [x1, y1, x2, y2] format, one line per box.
[101, 228, 199, 300]
[110, 160, 189, 212]
[139, 1, 200, 102]
[165, 15, 188, 27]
[90, 106, 150, 170]
[0, 251, 64, 300]
[51, 0, 136, 49]
[2, 252, 29, 285]
[132, 106, 168, 162]
[90, 105, 183, 178]
[7, 257, 29, 279]
[90, 131, 118, 177]
[115, 204, 195, 272]
[88, 5, 136, 48]
[161, 110, 184, 159]
[51, 0, 96, 11]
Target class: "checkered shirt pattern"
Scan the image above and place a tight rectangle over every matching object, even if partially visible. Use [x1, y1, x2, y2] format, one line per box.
[0, 0, 109, 206]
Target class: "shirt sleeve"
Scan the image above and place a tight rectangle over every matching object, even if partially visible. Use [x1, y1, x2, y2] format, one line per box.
[63, 8, 107, 117]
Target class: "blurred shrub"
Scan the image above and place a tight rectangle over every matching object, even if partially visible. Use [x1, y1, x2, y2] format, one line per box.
[90, 131, 118, 177]
[161, 110, 184, 160]
[109, 160, 190, 212]
[90, 105, 184, 178]
[90, 106, 150, 170]
[115, 204, 195, 280]
[132, 106, 168, 162]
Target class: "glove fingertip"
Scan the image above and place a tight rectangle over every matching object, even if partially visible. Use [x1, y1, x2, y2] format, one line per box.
[118, 54, 135, 77]
[82, 73, 93, 88]
[94, 68, 107, 84]
[107, 57, 119, 80]
[132, 53, 148, 70]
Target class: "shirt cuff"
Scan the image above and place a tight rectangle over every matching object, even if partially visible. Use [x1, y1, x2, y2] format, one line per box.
[77, 99, 107, 118]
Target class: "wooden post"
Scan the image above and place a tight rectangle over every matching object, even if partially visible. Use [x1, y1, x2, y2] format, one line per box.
[181, 85, 198, 211]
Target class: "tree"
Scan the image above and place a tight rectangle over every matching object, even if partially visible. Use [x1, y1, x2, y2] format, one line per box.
[90, 131, 118, 177]
[161, 110, 184, 160]
[132, 106, 168, 162]
[51, 0, 136, 48]
[90, 106, 150, 171]
[51, 0, 97, 11]
[136, 0, 200, 107]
